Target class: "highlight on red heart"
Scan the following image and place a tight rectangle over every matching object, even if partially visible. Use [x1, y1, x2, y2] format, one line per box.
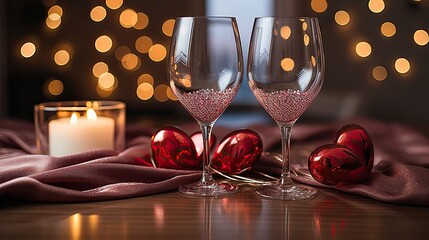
[150, 126, 263, 174]
[308, 124, 374, 185]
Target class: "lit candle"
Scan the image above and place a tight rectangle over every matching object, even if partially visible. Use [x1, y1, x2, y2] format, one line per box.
[48, 109, 115, 157]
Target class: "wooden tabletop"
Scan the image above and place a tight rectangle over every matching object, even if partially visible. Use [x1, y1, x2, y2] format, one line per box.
[0, 185, 428, 240]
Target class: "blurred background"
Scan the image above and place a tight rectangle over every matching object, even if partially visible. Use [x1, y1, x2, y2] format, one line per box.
[1, 0, 428, 128]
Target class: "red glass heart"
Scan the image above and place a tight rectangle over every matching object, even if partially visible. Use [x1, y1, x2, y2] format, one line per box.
[151, 126, 200, 170]
[335, 124, 374, 173]
[308, 124, 374, 185]
[212, 129, 263, 174]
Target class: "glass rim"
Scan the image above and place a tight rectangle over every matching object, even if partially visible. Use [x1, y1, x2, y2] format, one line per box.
[254, 16, 319, 20]
[34, 100, 125, 111]
[175, 16, 237, 21]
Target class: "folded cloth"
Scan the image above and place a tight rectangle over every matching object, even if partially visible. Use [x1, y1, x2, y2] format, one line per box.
[1, 117, 429, 206]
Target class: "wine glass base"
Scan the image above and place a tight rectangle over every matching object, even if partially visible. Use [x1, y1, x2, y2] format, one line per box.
[256, 182, 317, 200]
[179, 181, 239, 197]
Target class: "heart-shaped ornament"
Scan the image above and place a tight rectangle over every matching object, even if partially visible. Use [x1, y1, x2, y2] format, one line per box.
[151, 126, 263, 174]
[308, 124, 374, 185]
[212, 129, 263, 174]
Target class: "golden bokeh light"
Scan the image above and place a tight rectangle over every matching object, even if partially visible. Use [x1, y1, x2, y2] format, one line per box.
[395, 58, 410, 74]
[95, 35, 113, 53]
[138, 74, 154, 85]
[106, 0, 123, 10]
[54, 50, 70, 66]
[134, 12, 149, 30]
[355, 41, 372, 58]
[280, 26, 291, 40]
[281, 58, 295, 71]
[48, 13, 61, 21]
[47, 79, 64, 96]
[304, 34, 310, 46]
[137, 83, 154, 100]
[335, 10, 350, 26]
[48, 5, 63, 17]
[90, 6, 107, 22]
[119, 9, 138, 28]
[98, 72, 116, 90]
[368, 0, 385, 13]
[162, 19, 175, 37]
[380, 22, 396, 37]
[148, 44, 167, 62]
[121, 53, 140, 71]
[96, 86, 113, 98]
[414, 30, 429, 46]
[154, 84, 169, 102]
[20, 42, 36, 58]
[166, 86, 178, 101]
[135, 36, 153, 54]
[311, 0, 328, 13]
[115, 46, 130, 61]
[92, 62, 109, 78]
[372, 66, 387, 81]
[46, 16, 61, 29]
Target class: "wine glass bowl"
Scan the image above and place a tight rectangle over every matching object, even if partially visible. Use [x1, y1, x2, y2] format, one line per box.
[169, 17, 243, 197]
[248, 17, 325, 200]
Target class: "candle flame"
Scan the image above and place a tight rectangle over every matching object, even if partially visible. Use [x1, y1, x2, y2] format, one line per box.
[70, 113, 78, 124]
[86, 108, 98, 120]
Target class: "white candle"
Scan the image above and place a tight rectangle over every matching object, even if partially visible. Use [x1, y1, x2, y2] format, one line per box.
[48, 109, 115, 157]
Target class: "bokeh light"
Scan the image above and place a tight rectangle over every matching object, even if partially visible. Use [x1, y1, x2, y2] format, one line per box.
[106, 0, 123, 10]
[162, 19, 175, 37]
[311, 0, 328, 13]
[54, 50, 70, 66]
[134, 12, 149, 30]
[98, 72, 116, 90]
[380, 22, 396, 38]
[115, 46, 131, 61]
[335, 10, 350, 26]
[95, 35, 113, 53]
[355, 41, 372, 58]
[92, 62, 109, 78]
[280, 26, 291, 40]
[280, 58, 295, 71]
[121, 53, 140, 71]
[135, 36, 153, 54]
[154, 84, 169, 102]
[148, 44, 167, 62]
[46, 16, 61, 29]
[48, 5, 63, 17]
[137, 83, 154, 100]
[166, 86, 178, 101]
[414, 30, 429, 46]
[90, 6, 107, 22]
[20, 42, 36, 58]
[395, 58, 410, 74]
[372, 66, 387, 81]
[47, 79, 64, 96]
[119, 9, 138, 28]
[138, 74, 154, 85]
[368, 0, 385, 13]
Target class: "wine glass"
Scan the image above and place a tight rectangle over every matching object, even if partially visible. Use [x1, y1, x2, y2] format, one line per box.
[247, 17, 325, 200]
[168, 17, 244, 197]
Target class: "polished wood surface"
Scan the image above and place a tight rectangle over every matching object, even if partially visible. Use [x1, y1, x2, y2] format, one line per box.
[0, 186, 428, 240]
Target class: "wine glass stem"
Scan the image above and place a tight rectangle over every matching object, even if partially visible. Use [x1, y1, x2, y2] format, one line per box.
[279, 125, 294, 186]
[200, 123, 215, 185]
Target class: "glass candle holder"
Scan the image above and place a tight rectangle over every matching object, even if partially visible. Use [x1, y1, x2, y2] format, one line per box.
[34, 101, 126, 157]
